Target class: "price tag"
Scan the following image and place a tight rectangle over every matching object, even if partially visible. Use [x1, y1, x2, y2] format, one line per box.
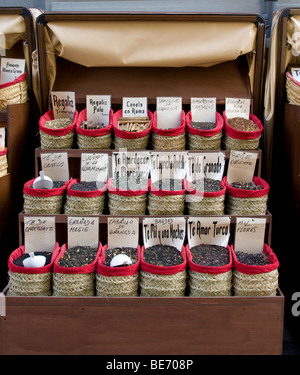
[0, 127, 5, 150]
[191, 97, 216, 123]
[187, 152, 225, 182]
[291, 67, 300, 82]
[24, 216, 56, 253]
[143, 217, 186, 251]
[156, 97, 182, 129]
[41, 152, 69, 182]
[227, 150, 258, 184]
[68, 216, 99, 249]
[86, 95, 111, 127]
[0, 57, 25, 84]
[51, 91, 76, 120]
[80, 153, 108, 183]
[187, 216, 230, 248]
[235, 217, 266, 253]
[122, 97, 148, 117]
[225, 97, 250, 119]
[108, 217, 139, 249]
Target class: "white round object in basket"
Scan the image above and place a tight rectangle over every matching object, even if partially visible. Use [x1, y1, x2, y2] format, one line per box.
[33, 170, 53, 189]
[23, 252, 46, 268]
[110, 254, 132, 267]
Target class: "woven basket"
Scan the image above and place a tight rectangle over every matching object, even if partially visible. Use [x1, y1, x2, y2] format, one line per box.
[76, 108, 112, 149]
[223, 111, 263, 150]
[186, 111, 223, 150]
[0, 148, 8, 176]
[224, 176, 269, 215]
[0, 72, 29, 110]
[64, 178, 106, 215]
[39, 109, 78, 149]
[286, 71, 300, 105]
[188, 269, 232, 296]
[23, 178, 69, 214]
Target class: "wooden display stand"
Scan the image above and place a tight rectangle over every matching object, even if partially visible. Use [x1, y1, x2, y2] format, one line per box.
[0, 12, 285, 355]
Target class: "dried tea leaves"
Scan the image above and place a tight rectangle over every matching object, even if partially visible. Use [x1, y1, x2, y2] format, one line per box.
[144, 244, 183, 266]
[230, 181, 263, 190]
[191, 121, 216, 130]
[13, 251, 53, 267]
[111, 175, 148, 190]
[190, 177, 222, 192]
[44, 118, 73, 129]
[227, 117, 259, 132]
[152, 178, 183, 191]
[235, 251, 270, 266]
[104, 247, 138, 267]
[190, 244, 229, 267]
[70, 180, 105, 191]
[81, 120, 106, 130]
[58, 245, 98, 267]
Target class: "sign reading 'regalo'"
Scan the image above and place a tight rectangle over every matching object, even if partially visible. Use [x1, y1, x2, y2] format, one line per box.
[51, 91, 76, 120]
[86, 95, 111, 127]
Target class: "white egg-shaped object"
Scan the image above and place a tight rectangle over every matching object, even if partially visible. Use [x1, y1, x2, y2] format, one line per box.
[23, 252, 47, 268]
[110, 254, 132, 267]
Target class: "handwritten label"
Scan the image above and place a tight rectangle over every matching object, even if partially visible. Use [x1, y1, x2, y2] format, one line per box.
[291, 67, 300, 82]
[150, 152, 188, 189]
[24, 216, 56, 253]
[187, 152, 225, 182]
[187, 216, 230, 248]
[86, 95, 111, 127]
[191, 97, 216, 123]
[227, 150, 258, 184]
[0, 127, 5, 150]
[143, 217, 186, 251]
[68, 216, 99, 249]
[108, 217, 139, 249]
[122, 97, 147, 117]
[225, 97, 250, 119]
[234, 217, 266, 253]
[51, 91, 76, 119]
[41, 152, 69, 182]
[156, 97, 182, 129]
[81, 153, 108, 183]
[0, 57, 25, 84]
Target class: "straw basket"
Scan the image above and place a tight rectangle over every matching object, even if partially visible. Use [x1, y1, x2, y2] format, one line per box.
[23, 178, 69, 214]
[139, 246, 187, 297]
[223, 111, 263, 150]
[0, 148, 8, 177]
[232, 244, 279, 296]
[39, 109, 78, 149]
[64, 178, 107, 215]
[96, 245, 140, 297]
[76, 108, 113, 149]
[0, 72, 29, 110]
[186, 111, 223, 150]
[152, 111, 186, 150]
[224, 176, 269, 215]
[286, 71, 300, 105]
[7, 244, 60, 296]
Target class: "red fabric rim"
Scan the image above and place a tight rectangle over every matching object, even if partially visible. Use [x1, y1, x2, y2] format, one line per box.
[186, 111, 224, 137]
[76, 108, 113, 136]
[0, 72, 27, 89]
[149, 178, 186, 196]
[39, 109, 78, 136]
[223, 111, 263, 140]
[141, 245, 187, 275]
[152, 110, 186, 136]
[53, 242, 102, 274]
[0, 147, 7, 157]
[96, 244, 141, 276]
[223, 176, 269, 198]
[107, 177, 149, 196]
[66, 178, 107, 197]
[186, 244, 232, 275]
[7, 243, 60, 274]
[231, 243, 279, 275]
[184, 177, 226, 197]
[112, 109, 153, 139]
[23, 178, 69, 197]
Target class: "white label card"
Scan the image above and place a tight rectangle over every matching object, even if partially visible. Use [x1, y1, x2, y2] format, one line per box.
[68, 216, 99, 249]
[150, 152, 188, 189]
[225, 97, 250, 119]
[143, 217, 186, 251]
[41, 152, 69, 182]
[0, 127, 5, 150]
[187, 152, 225, 182]
[108, 217, 139, 249]
[156, 97, 182, 129]
[51, 91, 76, 120]
[191, 97, 216, 123]
[86, 95, 111, 127]
[122, 97, 148, 117]
[187, 216, 230, 248]
[81, 153, 108, 183]
[24, 216, 56, 253]
[227, 150, 258, 184]
[291, 67, 300, 82]
[235, 217, 266, 253]
[0, 57, 25, 84]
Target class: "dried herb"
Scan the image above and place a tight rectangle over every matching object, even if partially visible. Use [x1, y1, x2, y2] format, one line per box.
[227, 117, 259, 132]
[104, 247, 138, 267]
[190, 244, 229, 267]
[13, 251, 53, 267]
[191, 121, 216, 130]
[190, 177, 222, 192]
[44, 118, 73, 129]
[235, 251, 270, 266]
[70, 181, 105, 191]
[58, 246, 98, 267]
[152, 178, 183, 191]
[230, 181, 263, 190]
[144, 244, 183, 266]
